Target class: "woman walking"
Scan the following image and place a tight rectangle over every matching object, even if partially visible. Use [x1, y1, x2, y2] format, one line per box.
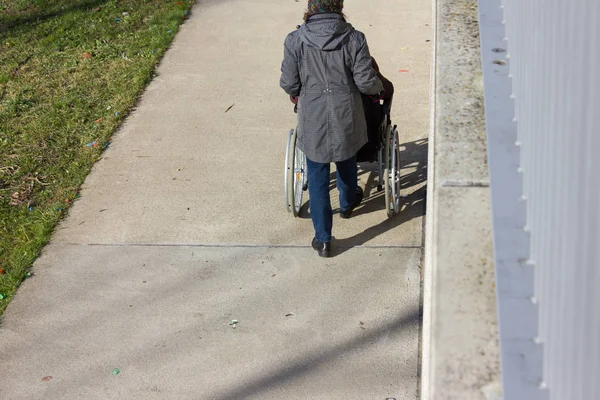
[280, 0, 384, 257]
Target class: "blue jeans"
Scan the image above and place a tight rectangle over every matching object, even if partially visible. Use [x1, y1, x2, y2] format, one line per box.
[307, 155, 357, 243]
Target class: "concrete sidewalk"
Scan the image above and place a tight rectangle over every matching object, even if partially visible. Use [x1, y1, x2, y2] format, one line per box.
[0, 1, 431, 399]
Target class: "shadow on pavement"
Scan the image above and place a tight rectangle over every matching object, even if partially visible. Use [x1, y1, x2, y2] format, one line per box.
[207, 307, 421, 400]
[356, 138, 428, 216]
[299, 138, 428, 253]
[333, 184, 426, 255]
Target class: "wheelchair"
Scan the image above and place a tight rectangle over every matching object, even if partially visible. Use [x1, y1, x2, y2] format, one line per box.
[285, 98, 401, 218]
[284, 121, 308, 217]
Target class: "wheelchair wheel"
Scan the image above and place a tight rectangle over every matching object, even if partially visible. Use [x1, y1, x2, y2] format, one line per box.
[384, 124, 401, 218]
[285, 128, 307, 217]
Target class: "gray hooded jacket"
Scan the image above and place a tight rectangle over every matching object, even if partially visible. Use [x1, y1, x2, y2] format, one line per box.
[280, 13, 384, 163]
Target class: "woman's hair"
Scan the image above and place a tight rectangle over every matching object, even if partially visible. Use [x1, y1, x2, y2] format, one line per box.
[303, 0, 346, 21]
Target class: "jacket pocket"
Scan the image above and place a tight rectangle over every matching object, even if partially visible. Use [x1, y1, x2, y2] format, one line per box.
[300, 90, 329, 152]
[331, 91, 355, 137]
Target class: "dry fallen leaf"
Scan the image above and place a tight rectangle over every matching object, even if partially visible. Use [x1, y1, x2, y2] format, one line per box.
[9, 192, 22, 206]
[82, 52, 92, 60]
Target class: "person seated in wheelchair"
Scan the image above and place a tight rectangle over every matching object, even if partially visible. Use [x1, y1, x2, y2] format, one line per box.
[357, 57, 395, 163]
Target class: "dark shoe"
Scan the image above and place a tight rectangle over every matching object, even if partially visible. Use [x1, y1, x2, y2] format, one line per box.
[311, 238, 331, 258]
[340, 187, 364, 219]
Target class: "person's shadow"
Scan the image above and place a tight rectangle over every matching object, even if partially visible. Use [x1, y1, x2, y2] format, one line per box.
[298, 138, 428, 256]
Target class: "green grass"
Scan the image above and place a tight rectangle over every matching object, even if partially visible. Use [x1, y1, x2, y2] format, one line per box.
[0, 0, 194, 314]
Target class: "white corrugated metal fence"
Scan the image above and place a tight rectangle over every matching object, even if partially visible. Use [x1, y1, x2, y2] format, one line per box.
[478, 0, 600, 399]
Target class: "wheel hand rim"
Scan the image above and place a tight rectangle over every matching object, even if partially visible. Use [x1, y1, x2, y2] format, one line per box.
[285, 129, 294, 212]
[391, 128, 401, 214]
[293, 148, 305, 214]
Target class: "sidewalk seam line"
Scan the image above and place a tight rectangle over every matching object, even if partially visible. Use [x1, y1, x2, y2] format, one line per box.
[59, 243, 424, 250]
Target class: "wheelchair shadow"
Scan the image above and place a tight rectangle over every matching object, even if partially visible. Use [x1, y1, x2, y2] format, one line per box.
[332, 184, 426, 256]
[338, 138, 427, 256]
[349, 137, 427, 218]
[297, 201, 311, 219]
[298, 138, 428, 256]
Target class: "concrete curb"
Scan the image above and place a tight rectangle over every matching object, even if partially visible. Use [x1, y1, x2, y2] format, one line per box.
[421, 0, 501, 398]
[420, 0, 438, 397]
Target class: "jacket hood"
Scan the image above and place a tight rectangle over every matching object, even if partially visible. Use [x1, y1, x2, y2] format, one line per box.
[297, 13, 354, 51]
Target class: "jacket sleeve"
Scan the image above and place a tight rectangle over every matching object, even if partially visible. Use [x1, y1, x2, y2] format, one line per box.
[280, 34, 301, 97]
[353, 34, 384, 95]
